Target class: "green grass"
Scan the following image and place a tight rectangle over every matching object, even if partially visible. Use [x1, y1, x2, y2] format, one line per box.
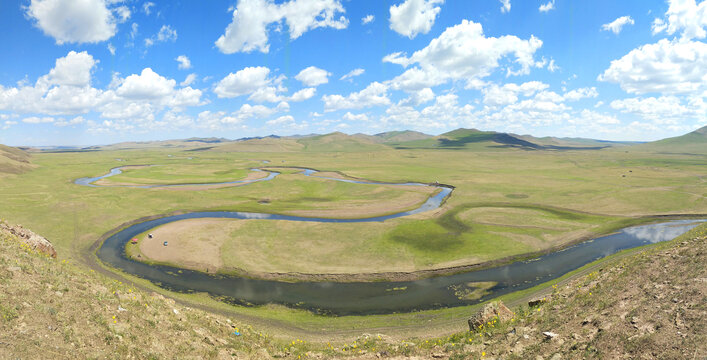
[0, 139, 704, 334]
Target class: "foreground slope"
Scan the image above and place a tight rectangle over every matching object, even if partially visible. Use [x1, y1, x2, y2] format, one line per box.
[2, 220, 705, 359]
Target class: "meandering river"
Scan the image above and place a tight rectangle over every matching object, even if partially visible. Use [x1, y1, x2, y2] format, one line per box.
[78, 166, 703, 315]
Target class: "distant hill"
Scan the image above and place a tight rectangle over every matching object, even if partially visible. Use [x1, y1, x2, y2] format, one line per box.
[389, 128, 608, 151]
[514, 135, 640, 148]
[0, 144, 33, 174]
[374, 130, 432, 143]
[296, 132, 389, 152]
[632, 125, 707, 154]
[213, 137, 304, 152]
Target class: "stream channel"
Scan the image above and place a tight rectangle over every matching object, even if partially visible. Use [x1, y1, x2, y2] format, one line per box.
[78, 166, 704, 315]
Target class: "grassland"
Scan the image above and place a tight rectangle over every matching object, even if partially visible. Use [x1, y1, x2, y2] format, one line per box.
[3, 216, 705, 358]
[0, 130, 705, 335]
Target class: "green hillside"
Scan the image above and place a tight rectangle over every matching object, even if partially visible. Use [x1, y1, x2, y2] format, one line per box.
[0, 144, 33, 175]
[632, 125, 707, 154]
[296, 132, 389, 152]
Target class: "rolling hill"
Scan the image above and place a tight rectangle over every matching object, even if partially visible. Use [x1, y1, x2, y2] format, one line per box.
[0, 144, 33, 175]
[632, 125, 707, 154]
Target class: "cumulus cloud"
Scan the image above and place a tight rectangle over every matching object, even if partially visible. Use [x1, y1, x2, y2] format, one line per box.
[340, 68, 365, 81]
[322, 82, 390, 111]
[175, 55, 191, 70]
[342, 112, 369, 122]
[289, 87, 317, 101]
[574, 109, 620, 125]
[610, 96, 704, 123]
[295, 66, 331, 86]
[362, 14, 374, 24]
[389, 0, 444, 39]
[54, 116, 86, 127]
[482, 81, 549, 106]
[25, 0, 127, 44]
[563, 87, 599, 101]
[213, 66, 272, 98]
[598, 38, 707, 95]
[602, 16, 635, 34]
[499, 0, 510, 13]
[384, 20, 543, 91]
[0, 51, 204, 132]
[180, 73, 197, 86]
[398, 87, 435, 106]
[539, 0, 555, 12]
[652, 0, 707, 39]
[213, 66, 317, 102]
[215, 0, 348, 54]
[44, 51, 98, 87]
[145, 25, 177, 47]
[116, 68, 176, 99]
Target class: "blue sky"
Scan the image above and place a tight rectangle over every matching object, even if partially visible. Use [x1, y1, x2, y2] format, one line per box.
[1, 0, 706, 146]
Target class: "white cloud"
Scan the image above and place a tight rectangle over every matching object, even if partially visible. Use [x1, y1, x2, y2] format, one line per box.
[399, 87, 435, 106]
[380, 93, 473, 131]
[322, 82, 390, 111]
[114, 6, 130, 23]
[342, 112, 369, 122]
[143, 1, 155, 15]
[295, 66, 331, 86]
[362, 14, 374, 24]
[22, 116, 55, 124]
[539, 0, 555, 12]
[266, 115, 295, 126]
[290, 87, 316, 101]
[54, 116, 86, 127]
[44, 51, 98, 87]
[598, 38, 707, 95]
[563, 87, 598, 101]
[215, 0, 348, 54]
[107, 43, 116, 55]
[340, 68, 365, 81]
[389, 0, 444, 39]
[175, 55, 191, 70]
[652, 0, 707, 39]
[610, 96, 704, 123]
[145, 25, 177, 47]
[602, 16, 635, 34]
[384, 20, 543, 91]
[482, 81, 549, 106]
[213, 66, 316, 102]
[180, 73, 197, 87]
[499, 0, 510, 13]
[574, 109, 620, 125]
[116, 68, 175, 99]
[25, 0, 126, 44]
[130, 23, 138, 39]
[547, 59, 558, 72]
[213, 66, 272, 98]
[0, 52, 204, 133]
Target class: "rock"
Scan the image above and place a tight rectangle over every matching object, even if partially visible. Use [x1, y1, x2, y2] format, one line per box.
[528, 297, 548, 307]
[550, 353, 563, 360]
[0, 221, 57, 258]
[468, 301, 514, 330]
[543, 331, 558, 339]
[7, 266, 21, 272]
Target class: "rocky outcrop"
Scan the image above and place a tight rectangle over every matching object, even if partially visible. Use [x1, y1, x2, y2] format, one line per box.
[0, 221, 57, 258]
[468, 301, 514, 330]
